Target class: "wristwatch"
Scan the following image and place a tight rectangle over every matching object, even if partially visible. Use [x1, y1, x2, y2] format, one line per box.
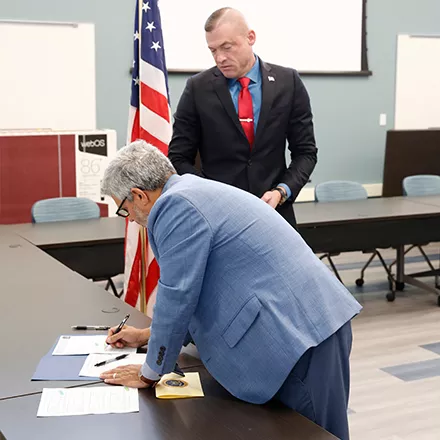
[138, 370, 160, 387]
[272, 186, 288, 206]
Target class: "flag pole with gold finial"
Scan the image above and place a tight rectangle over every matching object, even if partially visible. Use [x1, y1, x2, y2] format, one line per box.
[139, 227, 147, 314]
[138, 0, 147, 315]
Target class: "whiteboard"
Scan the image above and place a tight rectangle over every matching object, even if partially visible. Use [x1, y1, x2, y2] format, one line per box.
[395, 34, 440, 129]
[0, 21, 96, 131]
[160, 0, 364, 72]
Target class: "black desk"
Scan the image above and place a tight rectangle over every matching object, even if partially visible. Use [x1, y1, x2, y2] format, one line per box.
[0, 366, 336, 440]
[294, 196, 440, 302]
[392, 196, 440, 287]
[11, 195, 439, 262]
[0, 229, 334, 439]
[405, 195, 440, 210]
[9, 196, 439, 267]
[6, 196, 440, 303]
[0, 235, 103, 399]
[295, 196, 440, 253]
[11, 217, 125, 283]
[0, 233, 199, 401]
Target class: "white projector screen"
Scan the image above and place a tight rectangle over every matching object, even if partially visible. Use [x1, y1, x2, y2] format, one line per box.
[0, 21, 96, 131]
[160, 0, 366, 73]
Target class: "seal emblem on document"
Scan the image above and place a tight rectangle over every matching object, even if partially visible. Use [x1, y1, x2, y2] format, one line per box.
[164, 379, 188, 388]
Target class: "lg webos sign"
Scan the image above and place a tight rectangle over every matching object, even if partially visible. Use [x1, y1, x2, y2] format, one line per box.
[78, 135, 107, 157]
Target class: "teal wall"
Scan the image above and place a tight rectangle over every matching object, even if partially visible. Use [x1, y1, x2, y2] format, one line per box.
[2, 0, 440, 185]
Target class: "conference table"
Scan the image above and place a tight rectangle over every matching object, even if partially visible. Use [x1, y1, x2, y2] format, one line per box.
[296, 195, 440, 302]
[0, 226, 335, 439]
[398, 196, 440, 288]
[6, 194, 440, 303]
[10, 217, 125, 296]
[296, 196, 440, 253]
[0, 231, 202, 401]
[0, 366, 333, 440]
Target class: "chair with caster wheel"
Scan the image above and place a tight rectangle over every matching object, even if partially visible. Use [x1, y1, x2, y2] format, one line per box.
[386, 175, 440, 298]
[314, 181, 393, 286]
[401, 175, 440, 288]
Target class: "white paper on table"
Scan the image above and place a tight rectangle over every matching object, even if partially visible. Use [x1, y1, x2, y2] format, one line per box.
[37, 386, 139, 417]
[79, 353, 147, 377]
[52, 335, 136, 356]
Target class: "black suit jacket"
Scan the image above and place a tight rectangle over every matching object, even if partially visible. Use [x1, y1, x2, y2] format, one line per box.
[168, 58, 317, 227]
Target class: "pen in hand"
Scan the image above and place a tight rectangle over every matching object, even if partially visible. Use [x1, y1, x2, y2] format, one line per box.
[106, 314, 130, 345]
[113, 314, 130, 335]
[94, 353, 129, 367]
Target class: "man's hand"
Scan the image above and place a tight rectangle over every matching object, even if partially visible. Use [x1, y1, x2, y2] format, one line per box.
[261, 190, 282, 209]
[106, 326, 150, 349]
[100, 364, 152, 388]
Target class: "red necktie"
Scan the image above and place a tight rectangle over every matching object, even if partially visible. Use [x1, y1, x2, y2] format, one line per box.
[238, 77, 254, 147]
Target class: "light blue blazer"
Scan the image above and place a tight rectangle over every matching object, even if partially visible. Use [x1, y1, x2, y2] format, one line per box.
[145, 174, 361, 404]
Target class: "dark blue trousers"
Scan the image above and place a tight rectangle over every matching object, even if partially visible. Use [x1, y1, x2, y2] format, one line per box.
[274, 321, 353, 440]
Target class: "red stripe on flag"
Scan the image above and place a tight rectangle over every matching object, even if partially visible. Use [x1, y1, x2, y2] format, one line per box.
[131, 108, 168, 154]
[125, 241, 142, 307]
[145, 256, 160, 305]
[139, 127, 168, 155]
[140, 82, 170, 123]
[130, 109, 140, 142]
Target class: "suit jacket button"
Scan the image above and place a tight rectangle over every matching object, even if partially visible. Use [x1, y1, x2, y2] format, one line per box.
[156, 360, 162, 366]
[160, 346, 166, 351]
[247, 160, 252, 166]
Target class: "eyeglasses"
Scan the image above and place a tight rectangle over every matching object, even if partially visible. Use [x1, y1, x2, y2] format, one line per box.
[116, 197, 129, 218]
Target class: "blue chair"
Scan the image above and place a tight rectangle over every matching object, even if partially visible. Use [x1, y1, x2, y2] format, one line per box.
[31, 197, 100, 223]
[403, 174, 440, 197]
[315, 181, 392, 285]
[31, 197, 121, 297]
[315, 180, 369, 203]
[394, 175, 440, 288]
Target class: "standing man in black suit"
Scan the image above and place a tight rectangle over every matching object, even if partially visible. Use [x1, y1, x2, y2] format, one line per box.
[168, 7, 317, 227]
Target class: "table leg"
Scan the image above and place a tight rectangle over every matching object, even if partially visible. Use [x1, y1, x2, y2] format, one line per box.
[396, 245, 440, 305]
[396, 245, 405, 285]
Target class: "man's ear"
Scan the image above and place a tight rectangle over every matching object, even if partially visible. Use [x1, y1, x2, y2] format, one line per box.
[131, 188, 149, 204]
[248, 30, 256, 46]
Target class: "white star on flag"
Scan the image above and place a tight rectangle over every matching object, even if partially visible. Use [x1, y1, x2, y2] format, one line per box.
[151, 41, 161, 51]
[146, 21, 156, 32]
[134, 31, 140, 41]
[142, 2, 151, 12]
[133, 77, 140, 86]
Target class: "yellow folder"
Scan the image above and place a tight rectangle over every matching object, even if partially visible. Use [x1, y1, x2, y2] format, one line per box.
[155, 372, 204, 399]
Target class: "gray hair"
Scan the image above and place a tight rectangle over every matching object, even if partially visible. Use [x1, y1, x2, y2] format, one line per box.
[101, 140, 176, 201]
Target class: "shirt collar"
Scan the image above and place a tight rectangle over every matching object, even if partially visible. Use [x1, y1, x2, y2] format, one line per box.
[228, 55, 260, 86]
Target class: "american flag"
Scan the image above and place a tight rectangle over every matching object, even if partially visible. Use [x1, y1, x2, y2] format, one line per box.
[124, 0, 172, 316]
